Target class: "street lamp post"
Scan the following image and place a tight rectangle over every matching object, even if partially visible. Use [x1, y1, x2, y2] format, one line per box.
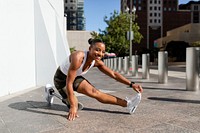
[126, 0, 136, 75]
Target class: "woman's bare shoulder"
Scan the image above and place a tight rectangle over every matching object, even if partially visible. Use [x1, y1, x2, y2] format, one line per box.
[70, 51, 85, 65]
[71, 50, 84, 58]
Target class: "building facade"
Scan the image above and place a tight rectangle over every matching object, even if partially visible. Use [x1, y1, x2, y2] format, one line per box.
[156, 1, 200, 48]
[156, 23, 200, 48]
[67, 31, 92, 51]
[64, 0, 85, 30]
[179, 1, 200, 23]
[121, 0, 195, 54]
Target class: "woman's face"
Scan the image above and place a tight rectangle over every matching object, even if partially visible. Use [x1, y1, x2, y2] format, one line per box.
[89, 42, 105, 60]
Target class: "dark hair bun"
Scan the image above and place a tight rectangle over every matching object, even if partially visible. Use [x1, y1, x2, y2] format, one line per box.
[88, 38, 104, 46]
[88, 38, 93, 45]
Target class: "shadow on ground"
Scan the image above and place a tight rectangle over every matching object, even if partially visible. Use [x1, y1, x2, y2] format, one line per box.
[144, 86, 186, 91]
[8, 101, 128, 116]
[148, 97, 200, 104]
[8, 101, 67, 118]
[82, 107, 128, 115]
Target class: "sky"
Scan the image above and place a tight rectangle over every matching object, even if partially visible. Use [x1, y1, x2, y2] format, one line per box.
[84, 0, 197, 32]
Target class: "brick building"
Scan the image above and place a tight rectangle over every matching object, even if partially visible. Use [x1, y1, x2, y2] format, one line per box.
[121, 0, 192, 54]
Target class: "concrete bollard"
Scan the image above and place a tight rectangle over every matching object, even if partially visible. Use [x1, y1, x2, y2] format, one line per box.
[198, 48, 200, 78]
[186, 47, 200, 91]
[158, 51, 168, 83]
[106, 59, 108, 67]
[110, 58, 114, 70]
[115, 57, 119, 72]
[132, 55, 138, 77]
[118, 57, 122, 73]
[113, 57, 117, 71]
[104, 59, 107, 67]
[122, 56, 128, 74]
[142, 54, 150, 79]
[125, 56, 130, 75]
[107, 58, 110, 68]
[136, 55, 139, 77]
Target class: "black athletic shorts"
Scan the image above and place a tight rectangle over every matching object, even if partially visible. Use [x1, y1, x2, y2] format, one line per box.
[54, 67, 91, 92]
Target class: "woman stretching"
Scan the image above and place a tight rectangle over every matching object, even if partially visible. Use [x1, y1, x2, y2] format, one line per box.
[46, 38, 143, 121]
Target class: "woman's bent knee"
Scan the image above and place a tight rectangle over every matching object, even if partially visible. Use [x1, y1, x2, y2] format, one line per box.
[74, 76, 93, 92]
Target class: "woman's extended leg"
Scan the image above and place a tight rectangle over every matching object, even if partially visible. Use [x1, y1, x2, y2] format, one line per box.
[76, 80, 127, 107]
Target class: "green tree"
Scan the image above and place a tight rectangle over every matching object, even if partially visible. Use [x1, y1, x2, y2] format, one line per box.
[90, 10, 143, 57]
[90, 31, 99, 38]
[70, 47, 76, 53]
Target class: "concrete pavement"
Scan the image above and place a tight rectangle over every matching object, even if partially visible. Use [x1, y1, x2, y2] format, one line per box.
[0, 65, 200, 133]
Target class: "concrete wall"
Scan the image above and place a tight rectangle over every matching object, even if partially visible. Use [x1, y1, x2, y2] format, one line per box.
[67, 31, 92, 51]
[0, 0, 70, 97]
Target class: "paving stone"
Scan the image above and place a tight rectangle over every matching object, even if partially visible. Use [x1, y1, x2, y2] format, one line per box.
[0, 66, 200, 133]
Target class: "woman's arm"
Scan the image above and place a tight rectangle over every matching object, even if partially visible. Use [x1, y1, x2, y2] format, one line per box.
[96, 60, 143, 93]
[66, 51, 84, 121]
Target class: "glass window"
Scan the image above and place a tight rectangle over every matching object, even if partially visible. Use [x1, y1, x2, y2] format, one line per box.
[194, 6, 198, 11]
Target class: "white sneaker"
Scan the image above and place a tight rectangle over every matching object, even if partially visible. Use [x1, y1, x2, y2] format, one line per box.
[45, 84, 54, 105]
[126, 93, 141, 114]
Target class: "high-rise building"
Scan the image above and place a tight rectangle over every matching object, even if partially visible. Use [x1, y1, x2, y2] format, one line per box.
[179, 1, 200, 23]
[64, 0, 85, 30]
[120, 0, 198, 54]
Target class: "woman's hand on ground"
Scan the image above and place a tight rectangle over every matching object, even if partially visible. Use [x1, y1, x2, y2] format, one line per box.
[67, 107, 79, 121]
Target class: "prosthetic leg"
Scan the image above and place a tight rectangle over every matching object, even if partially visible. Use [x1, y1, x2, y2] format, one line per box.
[45, 84, 84, 110]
